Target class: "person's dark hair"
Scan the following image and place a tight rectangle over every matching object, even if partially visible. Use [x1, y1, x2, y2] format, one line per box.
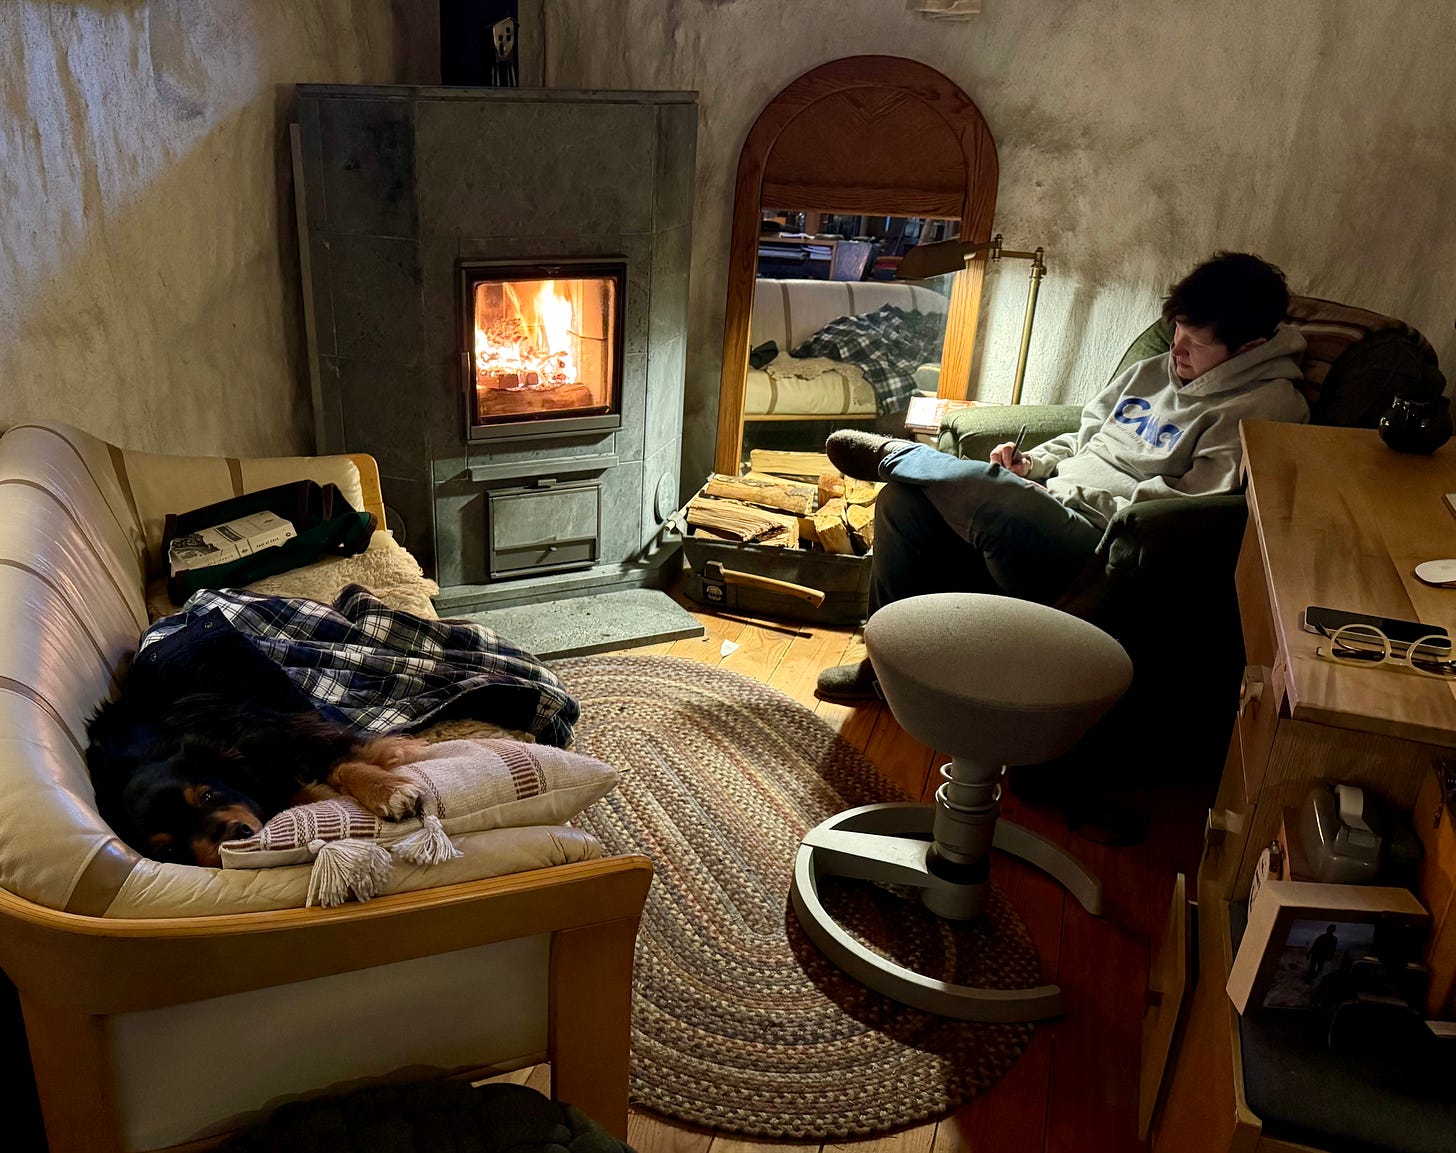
[1161, 251, 1290, 350]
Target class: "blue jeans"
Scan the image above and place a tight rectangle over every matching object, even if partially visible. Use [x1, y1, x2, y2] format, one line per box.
[869, 443, 1101, 613]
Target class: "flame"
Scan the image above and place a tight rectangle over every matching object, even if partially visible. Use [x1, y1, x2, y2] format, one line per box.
[474, 280, 579, 389]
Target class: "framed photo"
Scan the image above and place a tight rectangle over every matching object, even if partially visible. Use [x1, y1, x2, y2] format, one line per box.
[1226, 881, 1427, 1015]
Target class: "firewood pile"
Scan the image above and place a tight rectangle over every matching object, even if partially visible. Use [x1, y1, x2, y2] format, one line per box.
[684, 449, 879, 555]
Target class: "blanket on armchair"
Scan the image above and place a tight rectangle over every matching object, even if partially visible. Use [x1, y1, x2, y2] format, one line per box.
[134, 585, 578, 746]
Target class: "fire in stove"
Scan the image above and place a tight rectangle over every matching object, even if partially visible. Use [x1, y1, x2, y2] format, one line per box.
[468, 270, 619, 427]
[474, 281, 579, 393]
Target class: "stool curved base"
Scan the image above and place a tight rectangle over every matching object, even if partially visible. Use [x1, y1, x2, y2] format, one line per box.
[791, 802, 1102, 1023]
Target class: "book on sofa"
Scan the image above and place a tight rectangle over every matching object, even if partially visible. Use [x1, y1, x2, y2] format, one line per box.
[167, 510, 297, 576]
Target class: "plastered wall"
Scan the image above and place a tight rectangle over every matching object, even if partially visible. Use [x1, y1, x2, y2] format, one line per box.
[0, 1, 435, 457]
[540, 0, 1456, 484]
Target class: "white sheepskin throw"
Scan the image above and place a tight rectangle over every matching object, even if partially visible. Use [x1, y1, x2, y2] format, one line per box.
[218, 738, 618, 907]
[244, 530, 440, 618]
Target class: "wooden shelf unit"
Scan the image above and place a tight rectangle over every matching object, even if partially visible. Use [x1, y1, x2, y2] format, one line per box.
[1142, 420, 1456, 1152]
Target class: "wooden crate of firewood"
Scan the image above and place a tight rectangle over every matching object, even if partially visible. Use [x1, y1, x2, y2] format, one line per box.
[671, 449, 877, 624]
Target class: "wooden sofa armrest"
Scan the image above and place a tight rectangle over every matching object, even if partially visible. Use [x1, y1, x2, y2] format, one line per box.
[0, 854, 653, 1151]
[346, 452, 387, 530]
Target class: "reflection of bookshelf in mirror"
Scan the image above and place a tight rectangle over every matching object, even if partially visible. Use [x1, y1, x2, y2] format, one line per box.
[756, 236, 873, 281]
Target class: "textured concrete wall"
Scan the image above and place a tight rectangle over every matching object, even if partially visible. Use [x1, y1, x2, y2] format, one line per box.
[542, 0, 1456, 484]
[0, 1, 436, 457]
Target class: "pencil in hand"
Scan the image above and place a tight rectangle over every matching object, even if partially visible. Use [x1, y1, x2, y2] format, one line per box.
[1011, 423, 1029, 465]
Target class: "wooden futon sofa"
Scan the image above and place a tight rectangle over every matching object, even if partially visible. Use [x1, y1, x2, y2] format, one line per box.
[0, 421, 651, 1152]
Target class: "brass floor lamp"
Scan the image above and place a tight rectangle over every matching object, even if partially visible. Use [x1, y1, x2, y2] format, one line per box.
[899, 233, 1047, 405]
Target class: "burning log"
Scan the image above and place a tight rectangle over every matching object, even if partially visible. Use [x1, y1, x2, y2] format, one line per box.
[478, 384, 596, 419]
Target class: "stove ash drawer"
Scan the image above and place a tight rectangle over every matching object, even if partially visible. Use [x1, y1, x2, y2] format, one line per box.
[487, 483, 600, 578]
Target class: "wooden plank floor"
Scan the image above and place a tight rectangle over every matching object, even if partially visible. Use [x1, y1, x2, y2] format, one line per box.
[522, 600, 1209, 1153]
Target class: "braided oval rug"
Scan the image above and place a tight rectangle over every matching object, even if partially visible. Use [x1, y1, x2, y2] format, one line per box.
[551, 654, 1040, 1140]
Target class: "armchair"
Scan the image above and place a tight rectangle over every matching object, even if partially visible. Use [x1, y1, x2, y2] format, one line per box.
[935, 296, 1447, 781]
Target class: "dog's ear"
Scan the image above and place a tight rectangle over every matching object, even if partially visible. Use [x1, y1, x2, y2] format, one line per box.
[85, 699, 143, 794]
[176, 734, 244, 762]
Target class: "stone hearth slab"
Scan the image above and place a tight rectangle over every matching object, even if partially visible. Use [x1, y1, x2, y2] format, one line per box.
[456, 588, 703, 660]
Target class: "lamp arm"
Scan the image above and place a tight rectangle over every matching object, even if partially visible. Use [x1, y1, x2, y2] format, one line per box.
[897, 234, 1048, 404]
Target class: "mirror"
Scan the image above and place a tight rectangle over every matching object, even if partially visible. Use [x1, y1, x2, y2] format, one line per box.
[713, 55, 999, 476]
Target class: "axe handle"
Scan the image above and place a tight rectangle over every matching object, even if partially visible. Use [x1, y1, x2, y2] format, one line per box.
[716, 566, 826, 607]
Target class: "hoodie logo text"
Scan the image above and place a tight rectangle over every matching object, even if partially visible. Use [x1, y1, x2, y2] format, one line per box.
[1112, 398, 1183, 449]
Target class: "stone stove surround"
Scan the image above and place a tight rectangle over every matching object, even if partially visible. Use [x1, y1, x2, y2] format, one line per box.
[294, 84, 696, 612]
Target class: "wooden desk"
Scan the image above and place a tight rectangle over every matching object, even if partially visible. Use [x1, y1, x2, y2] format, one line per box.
[1243, 420, 1456, 746]
[1143, 420, 1456, 1152]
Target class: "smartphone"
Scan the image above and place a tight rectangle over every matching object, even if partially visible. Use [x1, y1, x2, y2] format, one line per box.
[1302, 605, 1450, 652]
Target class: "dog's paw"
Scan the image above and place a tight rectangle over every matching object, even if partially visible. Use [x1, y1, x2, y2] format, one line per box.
[328, 760, 426, 820]
[372, 774, 423, 821]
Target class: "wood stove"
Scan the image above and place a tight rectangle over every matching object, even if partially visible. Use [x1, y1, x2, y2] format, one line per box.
[461, 259, 625, 442]
[294, 84, 696, 612]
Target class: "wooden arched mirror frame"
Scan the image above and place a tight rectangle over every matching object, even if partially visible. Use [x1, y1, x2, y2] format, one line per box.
[713, 55, 999, 475]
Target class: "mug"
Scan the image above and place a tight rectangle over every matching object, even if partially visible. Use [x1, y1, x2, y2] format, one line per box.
[1378, 394, 1453, 454]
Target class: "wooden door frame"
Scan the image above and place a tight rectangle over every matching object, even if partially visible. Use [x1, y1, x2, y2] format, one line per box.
[713, 55, 999, 476]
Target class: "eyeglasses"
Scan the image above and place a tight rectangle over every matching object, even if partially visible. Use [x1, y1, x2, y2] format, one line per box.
[1315, 623, 1456, 679]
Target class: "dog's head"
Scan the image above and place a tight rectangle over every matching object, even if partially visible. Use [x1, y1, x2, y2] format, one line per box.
[117, 746, 265, 867]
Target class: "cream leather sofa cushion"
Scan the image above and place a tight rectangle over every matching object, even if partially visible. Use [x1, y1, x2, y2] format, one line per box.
[105, 825, 603, 917]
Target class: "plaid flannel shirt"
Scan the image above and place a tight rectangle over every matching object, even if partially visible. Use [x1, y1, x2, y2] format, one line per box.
[138, 584, 578, 747]
[791, 304, 945, 414]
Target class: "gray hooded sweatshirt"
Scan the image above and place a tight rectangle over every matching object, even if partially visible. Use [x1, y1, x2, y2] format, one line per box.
[1023, 324, 1309, 529]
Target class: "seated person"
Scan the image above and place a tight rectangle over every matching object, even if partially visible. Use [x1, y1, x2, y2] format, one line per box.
[817, 250, 1310, 702]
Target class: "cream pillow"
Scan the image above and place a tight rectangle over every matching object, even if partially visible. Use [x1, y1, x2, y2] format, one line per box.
[218, 739, 619, 905]
[243, 530, 439, 618]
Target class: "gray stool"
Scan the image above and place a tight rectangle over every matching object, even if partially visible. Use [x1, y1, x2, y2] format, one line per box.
[791, 593, 1133, 1022]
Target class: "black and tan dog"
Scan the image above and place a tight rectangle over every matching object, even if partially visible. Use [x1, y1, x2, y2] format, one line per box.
[86, 690, 426, 867]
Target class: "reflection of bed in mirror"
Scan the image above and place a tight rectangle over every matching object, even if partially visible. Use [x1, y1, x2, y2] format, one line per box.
[744, 279, 949, 420]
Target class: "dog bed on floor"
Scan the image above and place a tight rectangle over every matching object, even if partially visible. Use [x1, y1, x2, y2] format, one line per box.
[217, 1080, 633, 1153]
[219, 738, 619, 907]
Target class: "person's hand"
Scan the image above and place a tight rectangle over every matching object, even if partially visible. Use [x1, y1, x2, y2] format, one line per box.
[989, 441, 1032, 477]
